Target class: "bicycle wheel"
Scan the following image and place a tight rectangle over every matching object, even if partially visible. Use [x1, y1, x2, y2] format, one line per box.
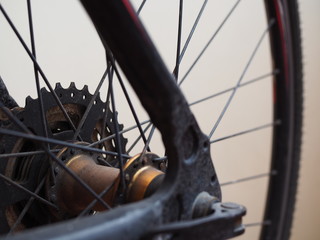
[0, 0, 302, 240]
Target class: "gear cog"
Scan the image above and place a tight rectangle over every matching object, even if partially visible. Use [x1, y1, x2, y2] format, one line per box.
[0, 82, 127, 231]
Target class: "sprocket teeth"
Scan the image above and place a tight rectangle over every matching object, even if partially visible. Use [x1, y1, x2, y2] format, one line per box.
[25, 96, 34, 106]
[55, 82, 62, 90]
[82, 85, 89, 92]
[81, 86, 90, 98]
[21, 81, 127, 154]
[41, 87, 49, 94]
[69, 82, 76, 89]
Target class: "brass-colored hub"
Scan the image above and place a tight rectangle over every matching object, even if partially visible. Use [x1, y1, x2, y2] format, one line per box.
[52, 147, 120, 215]
[123, 153, 166, 202]
[52, 149, 166, 216]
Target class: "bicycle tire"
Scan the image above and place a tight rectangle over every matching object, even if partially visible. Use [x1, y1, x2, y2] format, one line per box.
[261, 0, 303, 239]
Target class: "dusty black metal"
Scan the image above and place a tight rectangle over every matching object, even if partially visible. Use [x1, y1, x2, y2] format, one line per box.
[145, 202, 245, 240]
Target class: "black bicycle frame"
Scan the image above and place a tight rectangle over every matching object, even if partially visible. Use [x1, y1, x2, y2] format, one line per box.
[2, 1, 245, 239]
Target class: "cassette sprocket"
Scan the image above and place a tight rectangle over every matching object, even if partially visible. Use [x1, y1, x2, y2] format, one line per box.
[0, 82, 127, 231]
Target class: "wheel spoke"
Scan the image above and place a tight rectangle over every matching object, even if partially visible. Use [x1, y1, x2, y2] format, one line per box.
[107, 53, 150, 152]
[140, 125, 156, 161]
[27, 0, 49, 141]
[210, 120, 280, 144]
[220, 171, 277, 187]
[0, 127, 130, 159]
[72, 67, 109, 141]
[89, 120, 150, 148]
[101, 61, 113, 141]
[176, 0, 208, 69]
[189, 71, 278, 107]
[127, 121, 152, 154]
[26, 0, 59, 182]
[78, 179, 118, 217]
[173, 0, 183, 80]
[179, 0, 242, 86]
[0, 149, 60, 159]
[108, 60, 126, 195]
[0, 105, 129, 158]
[208, 19, 275, 139]
[137, 0, 147, 15]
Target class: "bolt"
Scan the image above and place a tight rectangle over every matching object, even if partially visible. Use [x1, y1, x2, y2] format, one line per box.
[49, 186, 57, 202]
[54, 166, 60, 174]
[50, 194, 57, 202]
[221, 202, 240, 210]
[125, 173, 130, 182]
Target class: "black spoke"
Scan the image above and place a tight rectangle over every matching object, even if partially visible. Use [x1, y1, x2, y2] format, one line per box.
[107, 53, 150, 152]
[108, 59, 126, 195]
[0, 149, 60, 159]
[173, 0, 183, 80]
[210, 120, 280, 144]
[27, 0, 49, 140]
[0, 4, 80, 139]
[0, 127, 130, 159]
[140, 125, 156, 160]
[8, 177, 47, 234]
[101, 61, 113, 142]
[78, 179, 117, 217]
[221, 171, 277, 187]
[72, 67, 108, 141]
[88, 120, 150, 148]
[190, 71, 278, 107]
[0, 105, 130, 159]
[179, 0, 242, 86]
[137, 0, 147, 15]
[176, 0, 208, 68]
[0, 173, 57, 209]
[127, 122, 153, 154]
[208, 19, 275, 139]
[26, 0, 58, 183]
